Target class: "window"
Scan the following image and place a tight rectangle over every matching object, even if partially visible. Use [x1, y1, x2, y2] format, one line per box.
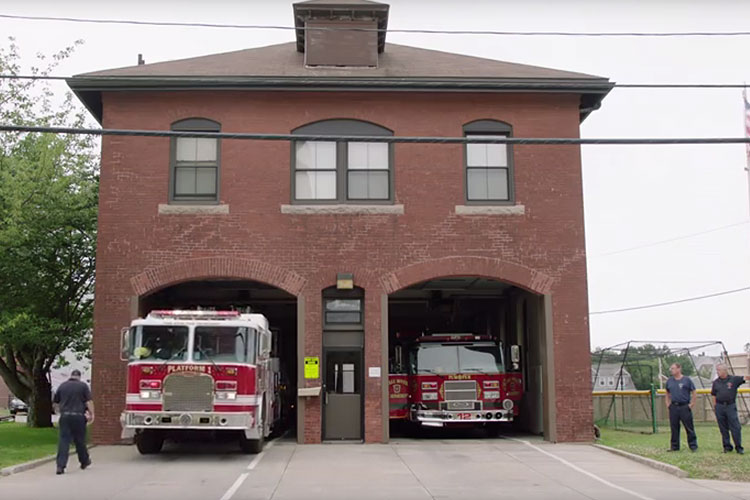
[463, 120, 514, 203]
[292, 119, 393, 203]
[170, 118, 220, 202]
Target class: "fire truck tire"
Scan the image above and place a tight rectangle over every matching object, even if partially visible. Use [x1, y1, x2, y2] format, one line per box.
[135, 430, 164, 455]
[239, 400, 265, 454]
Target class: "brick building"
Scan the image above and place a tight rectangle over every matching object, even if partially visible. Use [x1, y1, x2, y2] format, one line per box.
[68, 0, 611, 444]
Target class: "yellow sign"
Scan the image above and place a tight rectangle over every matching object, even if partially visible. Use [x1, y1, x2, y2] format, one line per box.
[304, 357, 320, 379]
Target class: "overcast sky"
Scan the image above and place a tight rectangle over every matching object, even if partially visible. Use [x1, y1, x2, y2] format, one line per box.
[2, 0, 749, 353]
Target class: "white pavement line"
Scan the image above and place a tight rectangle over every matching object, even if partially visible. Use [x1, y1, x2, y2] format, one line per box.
[220, 473, 249, 500]
[509, 439, 656, 500]
[247, 439, 277, 470]
[220, 438, 278, 500]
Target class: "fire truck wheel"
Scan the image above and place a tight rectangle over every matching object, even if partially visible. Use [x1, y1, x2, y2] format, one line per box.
[485, 425, 502, 438]
[239, 432, 264, 454]
[135, 430, 164, 455]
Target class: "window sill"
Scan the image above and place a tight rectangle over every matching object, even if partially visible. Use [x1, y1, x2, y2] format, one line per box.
[281, 204, 404, 215]
[455, 204, 525, 215]
[158, 204, 229, 215]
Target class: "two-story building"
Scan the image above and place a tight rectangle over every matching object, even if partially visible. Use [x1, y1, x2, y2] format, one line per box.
[68, 0, 611, 444]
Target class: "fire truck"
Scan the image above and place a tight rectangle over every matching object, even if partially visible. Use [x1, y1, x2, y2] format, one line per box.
[119, 310, 279, 454]
[389, 333, 522, 432]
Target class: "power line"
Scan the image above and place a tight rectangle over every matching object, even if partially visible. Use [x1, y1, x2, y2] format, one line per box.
[2, 74, 750, 90]
[590, 220, 750, 258]
[589, 286, 750, 315]
[2, 13, 750, 37]
[2, 124, 750, 145]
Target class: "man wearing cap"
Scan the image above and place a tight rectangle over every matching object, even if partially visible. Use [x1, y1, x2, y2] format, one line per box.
[665, 362, 698, 452]
[711, 363, 750, 454]
[53, 369, 94, 475]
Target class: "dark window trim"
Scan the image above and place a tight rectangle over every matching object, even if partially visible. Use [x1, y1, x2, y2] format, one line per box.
[291, 119, 394, 205]
[463, 119, 515, 206]
[169, 117, 222, 204]
[322, 287, 365, 331]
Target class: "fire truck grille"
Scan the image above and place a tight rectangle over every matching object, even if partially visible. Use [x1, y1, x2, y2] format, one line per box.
[163, 373, 213, 412]
[443, 380, 477, 401]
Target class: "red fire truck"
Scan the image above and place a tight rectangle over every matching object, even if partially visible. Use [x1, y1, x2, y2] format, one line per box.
[389, 333, 522, 432]
[119, 310, 279, 454]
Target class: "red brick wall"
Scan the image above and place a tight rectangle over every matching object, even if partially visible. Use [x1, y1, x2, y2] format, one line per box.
[91, 90, 592, 444]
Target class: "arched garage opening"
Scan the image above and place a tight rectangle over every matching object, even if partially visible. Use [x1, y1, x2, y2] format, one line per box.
[387, 276, 550, 439]
[139, 278, 299, 437]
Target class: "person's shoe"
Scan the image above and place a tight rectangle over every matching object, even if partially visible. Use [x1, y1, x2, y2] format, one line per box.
[56, 467, 65, 475]
[737, 449, 744, 455]
[690, 448, 698, 452]
[724, 449, 733, 453]
[667, 449, 679, 452]
[80, 460, 92, 470]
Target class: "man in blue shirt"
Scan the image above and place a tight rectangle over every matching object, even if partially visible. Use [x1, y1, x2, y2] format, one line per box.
[711, 362, 750, 454]
[665, 362, 697, 451]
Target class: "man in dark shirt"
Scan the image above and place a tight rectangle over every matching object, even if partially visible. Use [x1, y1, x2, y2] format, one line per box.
[53, 369, 94, 474]
[665, 362, 698, 451]
[711, 363, 750, 454]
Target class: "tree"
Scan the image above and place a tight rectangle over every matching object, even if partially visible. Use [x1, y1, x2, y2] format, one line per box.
[0, 38, 98, 427]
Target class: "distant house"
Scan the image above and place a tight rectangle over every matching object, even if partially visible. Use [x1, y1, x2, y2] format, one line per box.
[726, 353, 750, 378]
[591, 364, 636, 391]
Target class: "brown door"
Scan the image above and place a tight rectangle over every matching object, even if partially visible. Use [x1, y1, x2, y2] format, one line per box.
[323, 349, 363, 440]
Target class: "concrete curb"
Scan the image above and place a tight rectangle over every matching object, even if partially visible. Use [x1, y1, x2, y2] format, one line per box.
[593, 443, 688, 478]
[0, 445, 96, 478]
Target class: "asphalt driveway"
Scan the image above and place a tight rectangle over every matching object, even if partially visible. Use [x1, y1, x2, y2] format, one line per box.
[1, 435, 748, 500]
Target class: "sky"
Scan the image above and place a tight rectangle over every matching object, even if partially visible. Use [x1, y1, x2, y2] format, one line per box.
[1, 0, 749, 353]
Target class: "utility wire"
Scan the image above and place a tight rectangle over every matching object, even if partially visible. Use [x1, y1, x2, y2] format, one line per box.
[2, 125, 750, 145]
[2, 74, 750, 89]
[590, 220, 750, 258]
[2, 13, 750, 37]
[589, 286, 750, 315]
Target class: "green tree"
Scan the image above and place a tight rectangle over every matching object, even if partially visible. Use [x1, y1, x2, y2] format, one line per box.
[0, 38, 98, 427]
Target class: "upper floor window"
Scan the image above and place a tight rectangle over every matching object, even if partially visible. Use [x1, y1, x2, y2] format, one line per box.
[292, 119, 393, 203]
[463, 120, 514, 203]
[170, 118, 220, 203]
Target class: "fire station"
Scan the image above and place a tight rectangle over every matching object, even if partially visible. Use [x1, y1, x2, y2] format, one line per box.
[68, 0, 611, 445]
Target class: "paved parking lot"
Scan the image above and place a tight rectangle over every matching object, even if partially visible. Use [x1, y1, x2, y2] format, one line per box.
[1, 435, 748, 500]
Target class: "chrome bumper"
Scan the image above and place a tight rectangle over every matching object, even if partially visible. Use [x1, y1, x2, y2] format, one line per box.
[120, 411, 258, 439]
[412, 409, 513, 427]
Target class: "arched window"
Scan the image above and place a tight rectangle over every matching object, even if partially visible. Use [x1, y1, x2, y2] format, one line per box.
[170, 118, 221, 203]
[463, 119, 514, 203]
[291, 119, 393, 203]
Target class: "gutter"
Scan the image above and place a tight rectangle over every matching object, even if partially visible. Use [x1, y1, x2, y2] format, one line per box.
[67, 76, 613, 124]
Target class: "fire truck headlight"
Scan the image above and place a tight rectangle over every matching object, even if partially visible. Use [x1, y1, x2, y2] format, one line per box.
[140, 390, 161, 399]
[502, 399, 514, 411]
[422, 392, 438, 401]
[216, 391, 237, 400]
[484, 391, 500, 399]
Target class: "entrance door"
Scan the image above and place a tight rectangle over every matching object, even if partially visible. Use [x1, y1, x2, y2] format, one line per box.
[323, 349, 363, 440]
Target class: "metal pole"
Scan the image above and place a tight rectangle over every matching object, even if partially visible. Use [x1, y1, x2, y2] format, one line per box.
[650, 383, 657, 434]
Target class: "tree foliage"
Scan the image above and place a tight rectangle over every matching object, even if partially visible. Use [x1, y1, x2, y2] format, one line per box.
[0, 38, 98, 426]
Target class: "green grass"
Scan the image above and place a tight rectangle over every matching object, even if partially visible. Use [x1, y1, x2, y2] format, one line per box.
[599, 423, 750, 481]
[0, 422, 59, 469]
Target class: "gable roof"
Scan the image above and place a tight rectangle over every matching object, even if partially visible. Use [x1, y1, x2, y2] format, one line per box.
[68, 42, 612, 123]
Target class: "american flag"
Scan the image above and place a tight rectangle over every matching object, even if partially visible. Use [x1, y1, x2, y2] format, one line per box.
[745, 87, 750, 169]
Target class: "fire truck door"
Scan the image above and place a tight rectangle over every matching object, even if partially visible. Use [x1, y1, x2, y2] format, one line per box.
[323, 349, 363, 440]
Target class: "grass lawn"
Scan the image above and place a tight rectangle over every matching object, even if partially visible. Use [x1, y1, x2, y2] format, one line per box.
[599, 423, 750, 481]
[0, 421, 59, 469]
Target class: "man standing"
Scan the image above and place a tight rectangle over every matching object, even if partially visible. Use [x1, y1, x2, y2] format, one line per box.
[53, 369, 94, 475]
[665, 362, 698, 452]
[711, 363, 750, 454]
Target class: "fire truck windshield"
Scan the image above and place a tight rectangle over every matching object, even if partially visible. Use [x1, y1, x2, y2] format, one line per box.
[193, 326, 256, 363]
[129, 325, 189, 361]
[414, 343, 504, 375]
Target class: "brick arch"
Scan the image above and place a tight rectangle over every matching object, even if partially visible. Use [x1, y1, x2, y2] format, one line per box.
[130, 257, 306, 297]
[380, 256, 554, 295]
